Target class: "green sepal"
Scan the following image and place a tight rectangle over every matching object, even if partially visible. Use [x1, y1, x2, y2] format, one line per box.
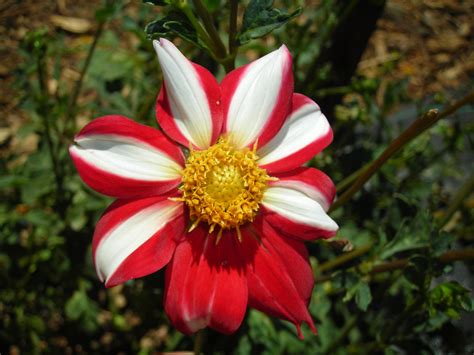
[238, 0, 301, 44]
[145, 12, 203, 49]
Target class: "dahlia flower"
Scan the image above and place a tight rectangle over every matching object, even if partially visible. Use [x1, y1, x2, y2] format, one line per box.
[69, 38, 338, 337]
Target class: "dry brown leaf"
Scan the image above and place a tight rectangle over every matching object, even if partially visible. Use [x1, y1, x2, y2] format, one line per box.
[50, 15, 92, 34]
[426, 33, 466, 52]
[0, 127, 11, 144]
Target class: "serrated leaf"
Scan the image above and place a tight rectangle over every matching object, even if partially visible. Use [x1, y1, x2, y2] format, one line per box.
[380, 209, 453, 261]
[428, 281, 473, 320]
[145, 12, 201, 48]
[239, 0, 301, 44]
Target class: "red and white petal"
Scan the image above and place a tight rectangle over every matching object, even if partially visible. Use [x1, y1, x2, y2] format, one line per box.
[69, 115, 184, 199]
[271, 167, 336, 212]
[221, 45, 293, 149]
[243, 218, 316, 338]
[92, 195, 185, 288]
[258, 94, 333, 173]
[262, 169, 338, 240]
[164, 228, 248, 335]
[154, 38, 222, 150]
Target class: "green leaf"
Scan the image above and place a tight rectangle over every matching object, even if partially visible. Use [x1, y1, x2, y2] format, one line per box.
[380, 211, 431, 260]
[379, 208, 453, 263]
[0, 175, 28, 189]
[239, 0, 301, 44]
[145, 12, 201, 48]
[65, 289, 99, 333]
[355, 282, 372, 311]
[247, 310, 279, 351]
[95, 1, 122, 22]
[338, 272, 373, 311]
[65, 290, 87, 320]
[235, 335, 252, 355]
[427, 281, 473, 320]
[203, 0, 221, 12]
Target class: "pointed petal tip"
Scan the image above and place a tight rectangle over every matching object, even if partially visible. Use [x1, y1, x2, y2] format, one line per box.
[309, 319, 318, 336]
[153, 38, 172, 56]
[68, 144, 83, 161]
[295, 319, 318, 339]
[319, 218, 339, 238]
[154, 38, 178, 53]
[152, 38, 165, 55]
[278, 44, 292, 62]
[279, 43, 289, 53]
[104, 280, 114, 288]
[329, 218, 339, 232]
[296, 324, 303, 339]
[269, 44, 290, 61]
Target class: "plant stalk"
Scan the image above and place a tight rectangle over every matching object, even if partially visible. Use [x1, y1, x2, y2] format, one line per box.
[336, 163, 367, 192]
[36, 50, 65, 210]
[318, 242, 373, 273]
[439, 174, 474, 228]
[330, 92, 474, 212]
[228, 0, 238, 56]
[192, 0, 228, 58]
[65, 19, 105, 135]
[315, 248, 474, 284]
[193, 328, 206, 355]
[179, 3, 221, 60]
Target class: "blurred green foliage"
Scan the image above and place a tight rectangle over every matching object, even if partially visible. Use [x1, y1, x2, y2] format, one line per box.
[1, 0, 472, 353]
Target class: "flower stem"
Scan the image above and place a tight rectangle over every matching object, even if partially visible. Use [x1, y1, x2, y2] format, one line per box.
[330, 91, 474, 212]
[318, 242, 373, 273]
[193, 329, 206, 355]
[35, 46, 65, 213]
[64, 17, 105, 135]
[335, 163, 367, 192]
[179, 1, 235, 72]
[314, 248, 474, 284]
[179, 3, 221, 61]
[439, 174, 474, 228]
[192, 0, 227, 58]
[228, 0, 238, 55]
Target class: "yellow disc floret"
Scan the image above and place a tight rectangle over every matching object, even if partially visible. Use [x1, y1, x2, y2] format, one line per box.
[179, 137, 273, 241]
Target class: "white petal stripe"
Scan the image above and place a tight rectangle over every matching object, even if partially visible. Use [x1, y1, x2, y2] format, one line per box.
[258, 101, 330, 165]
[262, 186, 338, 231]
[95, 200, 182, 283]
[153, 39, 212, 149]
[271, 180, 331, 212]
[72, 135, 182, 181]
[226, 46, 289, 149]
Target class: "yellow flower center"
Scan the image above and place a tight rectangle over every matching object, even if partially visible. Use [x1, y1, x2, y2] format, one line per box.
[179, 137, 273, 242]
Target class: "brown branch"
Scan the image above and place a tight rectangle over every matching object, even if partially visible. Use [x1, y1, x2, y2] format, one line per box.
[330, 91, 474, 212]
[318, 242, 373, 273]
[439, 174, 474, 228]
[315, 248, 474, 284]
